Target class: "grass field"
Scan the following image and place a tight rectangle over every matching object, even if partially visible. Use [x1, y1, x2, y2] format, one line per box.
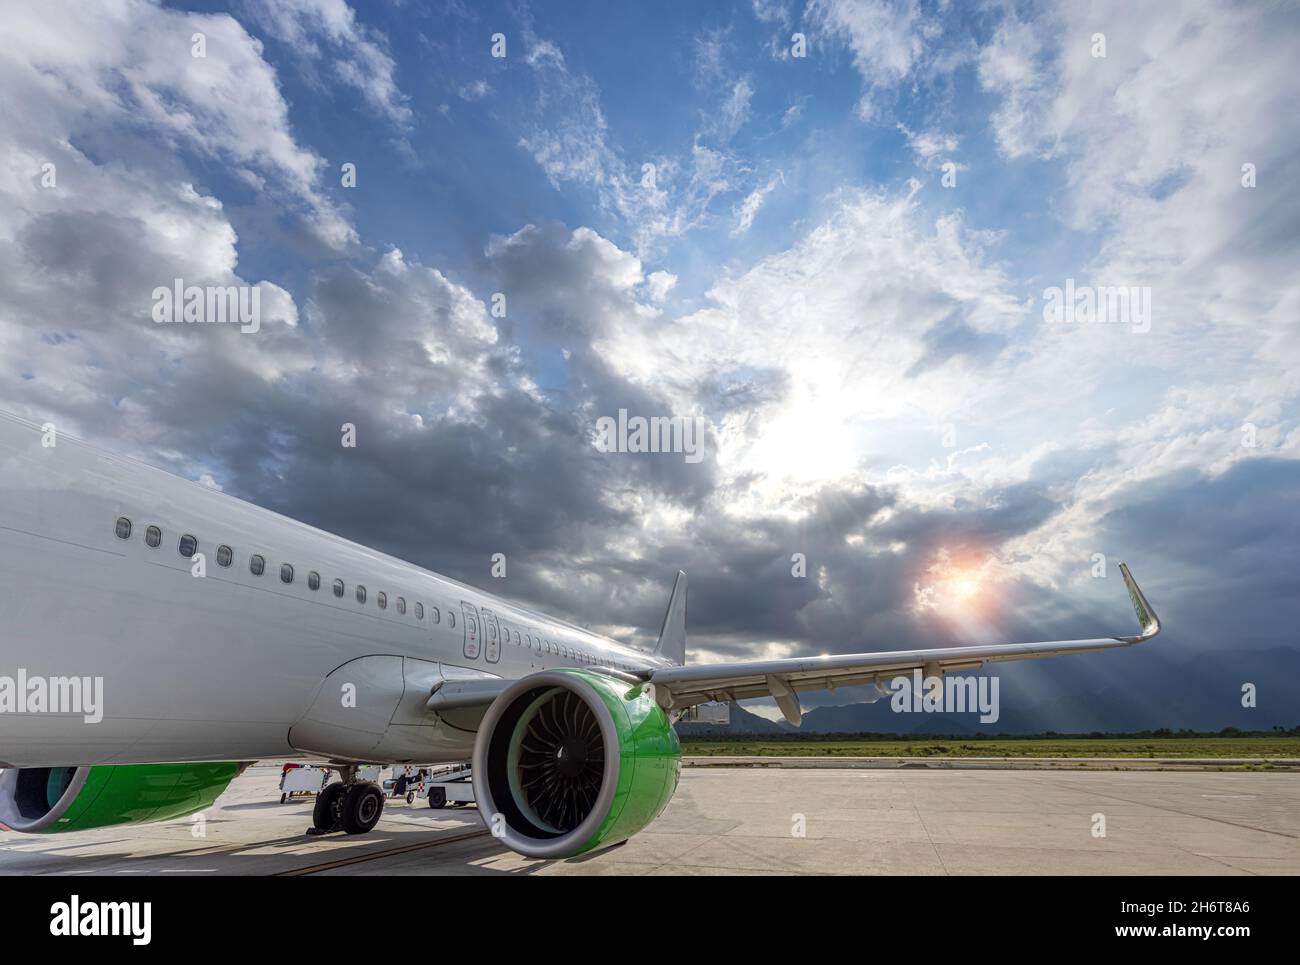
[679, 738, 1300, 759]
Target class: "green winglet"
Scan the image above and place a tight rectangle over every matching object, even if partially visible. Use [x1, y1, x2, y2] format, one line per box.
[1117, 563, 1161, 642]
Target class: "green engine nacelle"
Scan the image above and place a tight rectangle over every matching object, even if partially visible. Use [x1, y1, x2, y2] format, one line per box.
[473, 669, 681, 859]
[0, 762, 244, 833]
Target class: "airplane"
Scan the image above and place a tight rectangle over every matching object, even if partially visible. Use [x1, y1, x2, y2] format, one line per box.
[0, 409, 1161, 860]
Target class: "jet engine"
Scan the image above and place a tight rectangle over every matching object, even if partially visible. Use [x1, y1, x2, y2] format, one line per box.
[0, 762, 243, 833]
[472, 669, 681, 859]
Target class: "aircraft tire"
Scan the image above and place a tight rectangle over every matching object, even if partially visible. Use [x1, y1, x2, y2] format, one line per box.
[341, 782, 384, 834]
[312, 781, 347, 831]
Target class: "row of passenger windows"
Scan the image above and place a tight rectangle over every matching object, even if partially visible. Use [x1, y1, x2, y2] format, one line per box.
[115, 516, 450, 627]
[115, 515, 639, 671]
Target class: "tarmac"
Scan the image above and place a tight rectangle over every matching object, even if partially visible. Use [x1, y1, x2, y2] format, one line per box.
[1, 760, 1297, 875]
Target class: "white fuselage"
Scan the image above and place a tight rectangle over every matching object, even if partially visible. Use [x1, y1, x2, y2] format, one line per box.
[0, 412, 671, 768]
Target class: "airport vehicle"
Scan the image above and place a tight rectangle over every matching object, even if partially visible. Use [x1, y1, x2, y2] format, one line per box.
[0, 412, 1161, 858]
[383, 766, 433, 804]
[279, 763, 331, 803]
[423, 765, 475, 809]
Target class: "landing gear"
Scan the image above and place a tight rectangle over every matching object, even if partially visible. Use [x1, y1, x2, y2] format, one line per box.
[312, 781, 347, 831]
[340, 782, 384, 834]
[309, 766, 384, 835]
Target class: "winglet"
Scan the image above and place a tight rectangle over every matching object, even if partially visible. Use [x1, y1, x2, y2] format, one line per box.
[654, 570, 687, 665]
[1116, 563, 1161, 643]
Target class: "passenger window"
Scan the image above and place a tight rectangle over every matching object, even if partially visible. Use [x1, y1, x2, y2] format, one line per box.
[449, 611, 455, 629]
[145, 525, 162, 548]
[249, 554, 265, 576]
[280, 563, 294, 584]
[396, 597, 406, 615]
[431, 607, 440, 624]
[115, 517, 132, 540]
[179, 535, 198, 558]
[377, 592, 387, 610]
[217, 545, 233, 567]
[356, 585, 367, 604]
[515, 631, 521, 645]
[308, 571, 320, 591]
[414, 601, 423, 619]
[333, 579, 345, 598]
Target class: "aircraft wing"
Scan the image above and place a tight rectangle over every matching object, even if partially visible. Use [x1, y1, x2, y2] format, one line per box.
[646, 563, 1160, 725]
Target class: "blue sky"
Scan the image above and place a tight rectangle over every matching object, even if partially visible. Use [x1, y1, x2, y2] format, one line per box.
[2, 0, 1298, 728]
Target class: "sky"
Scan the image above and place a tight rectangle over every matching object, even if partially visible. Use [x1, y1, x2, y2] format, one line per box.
[1, 0, 1297, 728]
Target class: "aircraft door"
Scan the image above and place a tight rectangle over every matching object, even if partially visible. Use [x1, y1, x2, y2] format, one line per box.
[479, 608, 501, 663]
[461, 602, 481, 659]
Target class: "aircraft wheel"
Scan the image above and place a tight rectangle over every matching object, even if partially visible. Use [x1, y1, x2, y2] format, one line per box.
[428, 787, 447, 809]
[312, 782, 346, 831]
[341, 782, 384, 834]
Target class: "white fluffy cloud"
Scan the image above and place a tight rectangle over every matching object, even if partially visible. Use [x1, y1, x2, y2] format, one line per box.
[0, 0, 363, 451]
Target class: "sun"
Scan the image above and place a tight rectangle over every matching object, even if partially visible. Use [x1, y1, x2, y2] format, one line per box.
[949, 572, 982, 601]
[914, 552, 994, 616]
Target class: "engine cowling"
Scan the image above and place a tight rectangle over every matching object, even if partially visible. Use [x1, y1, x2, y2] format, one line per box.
[472, 669, 681, 859]
[0, 762, 243, 833]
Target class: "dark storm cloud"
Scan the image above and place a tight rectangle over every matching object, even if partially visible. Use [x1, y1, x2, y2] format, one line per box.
[1091, 457, 1300, 641]
[481, 222, 646, 341]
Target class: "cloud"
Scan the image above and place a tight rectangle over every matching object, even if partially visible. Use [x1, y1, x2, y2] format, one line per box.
[458, 79, 490, 101]
[731, 171, 784, 236]
[750, 0, 792, 27]
[644, 271, 678, 303]
[897, 123, 959, 168]
[0, 0, 356, 251]
[976, 11, 1054, 159]
[719, 77, 755, 138]
[809, 0, 923, 82]
[517, 34, 746, 254]
[808, 0, 925, 118]
[244, 0, 413, 127]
